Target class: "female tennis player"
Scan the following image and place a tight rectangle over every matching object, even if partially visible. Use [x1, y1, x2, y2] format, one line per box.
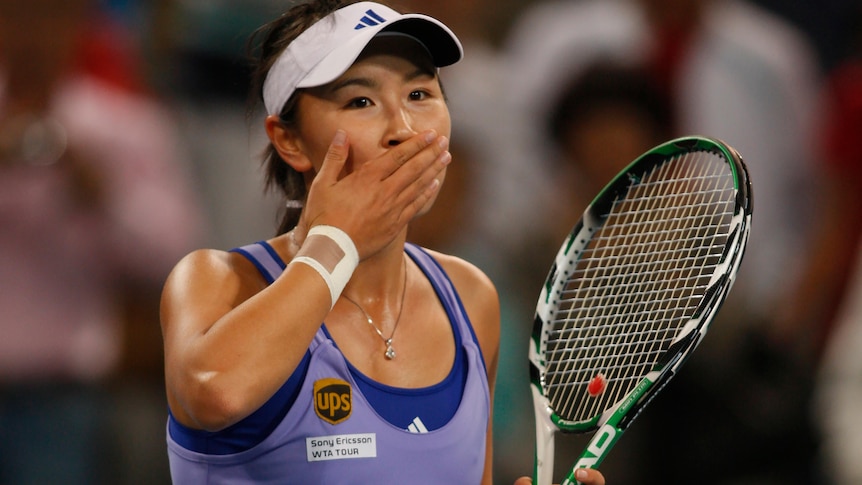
[160, 1, 603, 483]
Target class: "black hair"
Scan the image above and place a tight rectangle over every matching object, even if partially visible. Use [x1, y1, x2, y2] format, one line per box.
[547, 62, 673, 151]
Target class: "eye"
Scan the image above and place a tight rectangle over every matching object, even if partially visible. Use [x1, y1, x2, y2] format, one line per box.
[409, 90, 428, 101]
[346, 97, 372, 109]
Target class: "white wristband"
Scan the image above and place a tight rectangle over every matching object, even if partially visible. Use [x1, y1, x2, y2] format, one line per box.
[290, 225, 358, 308]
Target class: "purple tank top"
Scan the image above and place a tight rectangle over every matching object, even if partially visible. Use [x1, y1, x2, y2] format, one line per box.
[167, 244, 490, 484]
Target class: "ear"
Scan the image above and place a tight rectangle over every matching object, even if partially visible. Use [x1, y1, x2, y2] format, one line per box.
[265, 115, 313, 172]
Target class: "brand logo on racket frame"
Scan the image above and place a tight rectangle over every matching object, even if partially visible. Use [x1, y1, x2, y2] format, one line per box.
[572, 424, 617, 469]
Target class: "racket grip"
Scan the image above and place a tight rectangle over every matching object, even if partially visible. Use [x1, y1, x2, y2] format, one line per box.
[531, 385, 556, 485]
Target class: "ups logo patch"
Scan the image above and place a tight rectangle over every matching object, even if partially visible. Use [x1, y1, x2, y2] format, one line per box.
[314, 378, 352, 425]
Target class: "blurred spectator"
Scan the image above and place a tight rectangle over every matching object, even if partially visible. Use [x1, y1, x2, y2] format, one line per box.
[0, 0, 204, 483]
[506, 0, 821, 323]
[159, 0, 282, 100]
[749, 0, 851, 73]
[150, 0, 285, 250]
[805, 6, 862, 485]
[504, 0, 824, 483]
[542, 61, 673, 241]
[814, 241, 862, 485]
[772, 5, 862, 363]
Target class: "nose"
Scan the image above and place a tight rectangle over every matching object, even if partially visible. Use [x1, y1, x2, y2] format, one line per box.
[385, 107, 417, 147]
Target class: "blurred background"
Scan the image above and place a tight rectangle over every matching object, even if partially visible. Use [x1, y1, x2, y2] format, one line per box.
[1, 0, 860, 483]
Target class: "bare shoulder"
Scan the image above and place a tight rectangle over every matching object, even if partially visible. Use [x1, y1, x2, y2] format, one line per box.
[421, 248, 500, 356]
[163, 248, 263, 295]
[161, 248, 266, 332]
[422, 248, 498, 305]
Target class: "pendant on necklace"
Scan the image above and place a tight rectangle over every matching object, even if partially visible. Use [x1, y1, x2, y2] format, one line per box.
[384, 338, 396, 360]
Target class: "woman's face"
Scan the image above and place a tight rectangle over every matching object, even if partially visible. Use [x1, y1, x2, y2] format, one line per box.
[292, 36, 452, 214]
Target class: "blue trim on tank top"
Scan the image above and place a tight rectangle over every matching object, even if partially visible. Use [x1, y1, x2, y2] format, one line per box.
[168, 350, 311, 455]
[404, 244, 487, 377]
[228, 241, 285, 284]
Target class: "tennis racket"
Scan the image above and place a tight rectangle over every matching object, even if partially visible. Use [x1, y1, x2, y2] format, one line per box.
[529, 136, 752, 485]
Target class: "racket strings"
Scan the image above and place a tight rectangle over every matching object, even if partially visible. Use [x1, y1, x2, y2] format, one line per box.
[553, 153, 733, 417]
[550, 158, 684, 416]
[575, 158, 701, 413]
[571, 152, 728, 415]
[602, 154, 727, 404]
[545, 151, 737, 422]
[559, 160, 680, 407]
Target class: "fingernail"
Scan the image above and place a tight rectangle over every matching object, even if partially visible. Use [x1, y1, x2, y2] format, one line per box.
[439, 151, 452, 165]
[437, 136, 449, 149]
[424, 130, 437, 143]
[575, 469, 588, 480]
[333, 130, 347, 146]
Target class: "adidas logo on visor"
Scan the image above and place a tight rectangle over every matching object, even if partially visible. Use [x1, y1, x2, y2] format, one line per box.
[354, 9, 387, 29]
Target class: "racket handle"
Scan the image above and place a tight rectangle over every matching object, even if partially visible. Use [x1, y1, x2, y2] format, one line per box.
[532, 386, 557, 485]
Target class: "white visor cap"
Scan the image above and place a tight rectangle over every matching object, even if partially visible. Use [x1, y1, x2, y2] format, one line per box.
[263, 1, 463, 115]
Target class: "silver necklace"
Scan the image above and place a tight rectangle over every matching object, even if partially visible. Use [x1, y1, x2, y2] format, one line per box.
[342, 257, 408, 360]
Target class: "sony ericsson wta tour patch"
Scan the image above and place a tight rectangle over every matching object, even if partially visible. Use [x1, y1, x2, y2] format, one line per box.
[314, 378, 352, 425]
[306, 433, 377, 462]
